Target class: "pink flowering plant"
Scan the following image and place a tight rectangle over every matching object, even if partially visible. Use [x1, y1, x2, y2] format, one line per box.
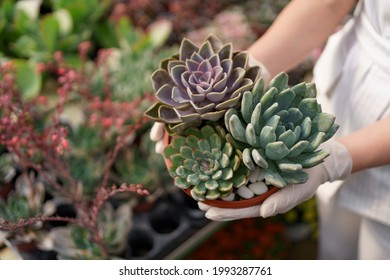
[0, 42, 172, 259]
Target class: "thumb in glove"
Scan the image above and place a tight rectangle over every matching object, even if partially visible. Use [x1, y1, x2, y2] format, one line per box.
[150, 122, 165, 154]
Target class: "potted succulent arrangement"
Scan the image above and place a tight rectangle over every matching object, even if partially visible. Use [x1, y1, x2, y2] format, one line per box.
[145, 35, 339, 208]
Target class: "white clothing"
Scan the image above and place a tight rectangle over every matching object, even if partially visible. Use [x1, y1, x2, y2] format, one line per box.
[313, 0, 390, 259]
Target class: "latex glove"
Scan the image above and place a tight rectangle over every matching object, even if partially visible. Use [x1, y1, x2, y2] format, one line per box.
[150, 122, 165, 154]
[199, 140, 353, 221]
[248, 53, 271, 86]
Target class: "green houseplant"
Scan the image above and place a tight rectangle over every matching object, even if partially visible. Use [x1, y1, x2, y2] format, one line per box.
[145, 35, 339, 207]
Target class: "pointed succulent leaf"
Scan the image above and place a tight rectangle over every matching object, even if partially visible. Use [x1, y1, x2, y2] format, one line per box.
[252, 148, 268, 168]
[200, 125, 215, 139]
[268, 72, 289, 92]
[305, 83, 317, 98]
[175, 177, 190, 189]
[287, 140, 310, 158]
[300, 117, 312, 139]
[229, 115, 247, 142]
[241, 91, 254, 124]
[193, 183, 207, 195]
[298, 98, 321, 119]
[233, 52, 249, 69]
[324, 123, 340, 141]
[265, 115, 280, 130]
[312, 112, 336, 133]
[205, 179, 219, 190]
[278, 129, 297, 149]
[210, 133, 222, 149]
[277, 159, 302, 173]
[180, 146, 193, 159]
[185, 134, 200, 148]
[264, 164, 287, 187]
[245, 123, 259, 147]
[180, 38, 199, 61]
[275, 88, 296, 110]
[218, 181, 233, 192]
[293, 149, 330, 168]
[219, 154, 230, 169]
[221, 168, 233, 180]
[291, 82, 307, 98]
[259, 126, 277, 148]
[212, 170, 223, 180]
[284, 107, 303, 125]
[252, 77, 264, 103]
[262, 102, 279, 120]
[222, 142, 233, 157]
[265, 141, 289, 160]
[187, 173, 200, 185]
[243, 148, 256, 170]
[205, 189, 221, 200]
[260, 87, 278, 110]
[251, 103, 263, 134]
[304, 131, 326, 153]
[281, 170, 309, 185]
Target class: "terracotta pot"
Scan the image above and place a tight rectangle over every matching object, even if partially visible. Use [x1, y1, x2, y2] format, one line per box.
[163, 132, 279, 209]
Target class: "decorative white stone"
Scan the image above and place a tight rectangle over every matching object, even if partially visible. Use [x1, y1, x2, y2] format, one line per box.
[249, 167, 262, 183]
[257, 168, 265, 182]
[248, 181, 269, 195]
[237, 186, 255, 199]
[221, 192, 235, 201]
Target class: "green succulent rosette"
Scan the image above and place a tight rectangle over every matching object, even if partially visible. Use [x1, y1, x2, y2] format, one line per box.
[224, 73, 339, 188]
[163, 124, 249, 201]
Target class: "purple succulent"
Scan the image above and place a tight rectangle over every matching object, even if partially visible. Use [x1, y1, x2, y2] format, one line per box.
[145, 35, 261, 135]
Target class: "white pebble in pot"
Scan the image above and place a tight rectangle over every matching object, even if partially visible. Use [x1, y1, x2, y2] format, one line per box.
[248, 181, 268, 195]
[237, 186, 255, 199]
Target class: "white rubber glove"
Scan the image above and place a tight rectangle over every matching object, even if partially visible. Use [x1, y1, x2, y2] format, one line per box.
[248, 53, 271, 86]
[199, 140, 353, 221]
[150, 122, 165, 154]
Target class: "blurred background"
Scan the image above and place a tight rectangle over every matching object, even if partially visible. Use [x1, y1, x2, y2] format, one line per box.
[0, 0, 320, 260]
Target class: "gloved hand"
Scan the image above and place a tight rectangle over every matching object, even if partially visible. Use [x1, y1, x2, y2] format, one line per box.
[150, 122, 165, 154]
[199, 140, 353, 221]
[248, 53, 271, 86]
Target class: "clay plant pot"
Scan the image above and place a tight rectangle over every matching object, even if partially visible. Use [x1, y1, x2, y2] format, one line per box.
[163, 132, 279, 209]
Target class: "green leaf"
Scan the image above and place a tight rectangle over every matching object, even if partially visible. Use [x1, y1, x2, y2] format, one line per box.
[265, 141, 289, 160]
[268, 72, 288, 92]
[39, 14, 59, 53]
[12, 35, 39, 58]
[264, 162, 287, 187]
[229, 115, 247, 143]
[293, 149, 330, 168]
[259, 126, 276, 148]
[15, 61, 42, 101]
[94, 22, 119, 48]
[14, 9, 32, 34]
[278, 129, 297, 149]
[298, 98, 321, 119]
[241, 91, 254, 124]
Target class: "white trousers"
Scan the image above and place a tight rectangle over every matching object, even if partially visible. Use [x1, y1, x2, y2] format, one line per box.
[316, 192, 390, 260]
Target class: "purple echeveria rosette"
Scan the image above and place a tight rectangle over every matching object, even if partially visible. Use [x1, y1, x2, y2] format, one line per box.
[145, 35, 261, 135]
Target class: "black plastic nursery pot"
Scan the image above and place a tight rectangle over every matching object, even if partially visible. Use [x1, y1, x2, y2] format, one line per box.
[125, 195, 204, 260]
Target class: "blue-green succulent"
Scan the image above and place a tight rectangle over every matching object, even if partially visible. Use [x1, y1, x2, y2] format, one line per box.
[224, 72, 339, 187]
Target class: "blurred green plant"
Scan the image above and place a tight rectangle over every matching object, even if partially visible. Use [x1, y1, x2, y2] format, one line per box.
[0, 0, 172, 102]
[0, 0, 176, 259]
